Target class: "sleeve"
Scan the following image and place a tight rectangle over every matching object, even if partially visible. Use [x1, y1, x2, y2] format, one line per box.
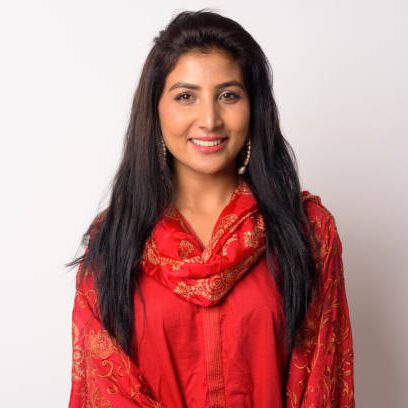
[285, 212, 355, 408]
[68, 251, 164, 408]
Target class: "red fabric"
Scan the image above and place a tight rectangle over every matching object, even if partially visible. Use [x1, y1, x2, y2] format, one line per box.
[69, 181, 354, 407]
[141, 181, 266, 307]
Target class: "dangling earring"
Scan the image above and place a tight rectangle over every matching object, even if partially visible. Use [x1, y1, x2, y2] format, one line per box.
[159, 137, 167, 179]
[160, 137, 167, 163]
[161, 137, 167, 160]
[238, 137, 251, 175]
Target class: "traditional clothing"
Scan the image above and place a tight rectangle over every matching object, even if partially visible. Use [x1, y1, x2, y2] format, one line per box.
[69, 181, 354, 407]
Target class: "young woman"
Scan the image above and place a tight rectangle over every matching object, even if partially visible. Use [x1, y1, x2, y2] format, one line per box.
[67, 10, 354, 407]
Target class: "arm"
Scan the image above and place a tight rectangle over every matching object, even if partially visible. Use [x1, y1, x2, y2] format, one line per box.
[68, 251, 163, 408]
[285, 213, 355, 407]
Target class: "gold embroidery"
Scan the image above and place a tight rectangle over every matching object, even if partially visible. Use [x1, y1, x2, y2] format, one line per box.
[87, 330, 116, 360]
[143, 180, 259, 270]
[174, 244, 265, 301]
[145, 223, 247, 271]
[286, 267, 354, 406]
[285, 193, 354, 407]
[162, 206, 190, 233]
[142, 181, 268, 304]
[72, 322, 86, 382]
[144, 237, 185, 271]
[243, 213, 265, 248]
[212, 214, 239, 242]
[178, 239, 195, 259]
[234, 181, 252, 195]
[201, 213, 239, 262]
[221, 233, 238, 256]
[91, 386, 113, 407]
[72, 275, 163, 407]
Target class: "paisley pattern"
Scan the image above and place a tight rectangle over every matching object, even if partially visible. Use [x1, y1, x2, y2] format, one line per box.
[69, 264, 163, 407]
[173, 243, 266, 301]
[69, 185, 354, 407]
[243, 213, 265, 248]
[285, 192, 355, 407]
[178, 239, 195, 259]
[141, 180, 266, 306]
[87, 330, 116, 360]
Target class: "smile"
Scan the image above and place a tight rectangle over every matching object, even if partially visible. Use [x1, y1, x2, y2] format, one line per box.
[190, 138, 226, 147]
[188, 137, 228, 153]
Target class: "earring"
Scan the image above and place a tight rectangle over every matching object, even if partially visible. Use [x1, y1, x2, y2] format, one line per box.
[161, 137, 167, 160]
[238, 137, 251, 175]
[159, 137, 168, 179]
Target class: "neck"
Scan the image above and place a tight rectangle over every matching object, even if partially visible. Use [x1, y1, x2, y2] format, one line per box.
[172, 167, 244, 214]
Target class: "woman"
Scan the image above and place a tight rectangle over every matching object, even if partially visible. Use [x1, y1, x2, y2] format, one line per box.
[67, 10, 354, 407]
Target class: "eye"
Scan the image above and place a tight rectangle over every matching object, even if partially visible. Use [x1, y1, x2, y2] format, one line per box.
[175, 92, 194, 102]
[220, 90, 240, 101]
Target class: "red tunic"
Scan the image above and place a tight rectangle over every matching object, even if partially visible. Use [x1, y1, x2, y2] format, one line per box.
[69, 184, 354, 407]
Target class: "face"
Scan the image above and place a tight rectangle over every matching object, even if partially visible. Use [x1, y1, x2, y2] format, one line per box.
[158, 49, 250, 180]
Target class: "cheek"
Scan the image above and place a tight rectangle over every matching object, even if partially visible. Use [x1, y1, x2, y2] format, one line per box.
[159, 102, 190, 135]
[225, 105, 250, 135]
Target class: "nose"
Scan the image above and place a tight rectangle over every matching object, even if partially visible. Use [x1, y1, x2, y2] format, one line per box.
[197, 98, 223, 131]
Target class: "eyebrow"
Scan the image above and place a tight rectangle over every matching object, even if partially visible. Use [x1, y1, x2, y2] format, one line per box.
[168, 80, 246, 92]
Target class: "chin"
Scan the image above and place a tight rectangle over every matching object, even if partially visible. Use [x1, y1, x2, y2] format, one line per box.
[193, 163, 235, 176]
[175, 157, 236, 177]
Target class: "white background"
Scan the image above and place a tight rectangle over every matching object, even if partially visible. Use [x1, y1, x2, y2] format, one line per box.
[1, 1, 407, 406]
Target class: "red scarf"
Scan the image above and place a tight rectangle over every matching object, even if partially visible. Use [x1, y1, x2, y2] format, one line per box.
[141, 180, 266, 307]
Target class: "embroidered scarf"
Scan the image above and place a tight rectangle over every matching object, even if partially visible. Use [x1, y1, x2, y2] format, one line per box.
[141, 180, 266, 306]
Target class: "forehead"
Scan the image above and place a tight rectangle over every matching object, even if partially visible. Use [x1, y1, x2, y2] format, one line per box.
[164, 49, 244, 84]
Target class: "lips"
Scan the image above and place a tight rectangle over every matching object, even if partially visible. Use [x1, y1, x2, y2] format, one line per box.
[190, 138, 226, 147]
[188, 137, 228, 153]
[188, 136, 228, 142]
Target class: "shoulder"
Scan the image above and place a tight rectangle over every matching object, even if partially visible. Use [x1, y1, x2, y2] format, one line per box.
[76, 208, 108, 291]
[74, 253, 99, 318]
[301, 190, 335, 223]
[301, 190, 337, 231]
[89, 208, 108, 241]
[300, 190, 343, 262]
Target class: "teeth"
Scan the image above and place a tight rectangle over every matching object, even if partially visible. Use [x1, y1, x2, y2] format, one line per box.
[190, 138, 225, 147]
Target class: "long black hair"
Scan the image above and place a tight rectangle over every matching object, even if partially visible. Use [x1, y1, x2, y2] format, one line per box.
[66, 9, 319, 364]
